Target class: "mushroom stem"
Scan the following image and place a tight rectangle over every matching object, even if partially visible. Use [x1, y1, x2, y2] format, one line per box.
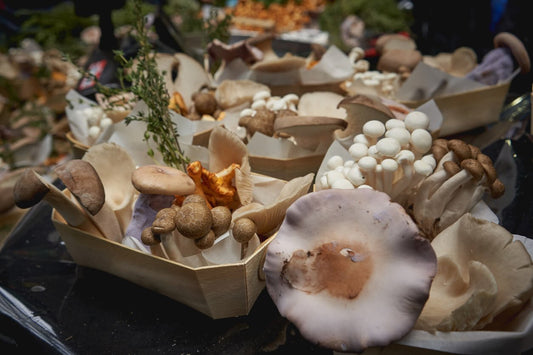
[13, 169, 104, 238]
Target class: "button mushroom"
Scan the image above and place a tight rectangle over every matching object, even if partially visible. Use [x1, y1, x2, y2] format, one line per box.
[264, 188, 437, 353]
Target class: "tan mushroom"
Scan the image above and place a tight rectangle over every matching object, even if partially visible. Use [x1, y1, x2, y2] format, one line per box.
[13, 168, 104, 238]
[416, 213, 533, 331]
[82, 143, 137, 233]
[132, 165, 196, 196]
[264, 188, 436, 353]
[54, 159, 123, 242]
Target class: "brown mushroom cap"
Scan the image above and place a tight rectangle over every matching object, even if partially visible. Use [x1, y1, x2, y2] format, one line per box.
[132, 165, 196, 196]
[211, 206, 232, 237]
[174, 202, 213, 239]
[232, 217, 257, 243]
[194, 230, 216, 249]
[494, 32, 530, 74]
[264, 188, 436, 353]
[54, 159, 105, 216]
[13, 168, 50, 209]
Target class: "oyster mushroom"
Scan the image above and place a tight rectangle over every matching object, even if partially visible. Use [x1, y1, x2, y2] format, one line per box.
[416, 213, 533, 331]
[335, 94, 395, 141]
[13, 167, 104, 238]
[82, 143, 137, 233]
[214, 80, 271, 110]
[54, 159, 123, 242]
[264, 188, 437, 353]
[273, 115, 347, 151]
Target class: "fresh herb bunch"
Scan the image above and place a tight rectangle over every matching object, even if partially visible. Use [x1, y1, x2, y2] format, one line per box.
[115, 0, 189, 171]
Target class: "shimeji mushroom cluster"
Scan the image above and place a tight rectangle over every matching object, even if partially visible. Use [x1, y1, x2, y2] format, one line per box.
[238, 90, 300, 138]
[317, 111, 435, 203]
[76, 105, 114, 145]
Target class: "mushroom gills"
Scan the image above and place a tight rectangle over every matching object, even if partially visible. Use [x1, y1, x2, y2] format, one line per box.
[282, 242, 371, 299]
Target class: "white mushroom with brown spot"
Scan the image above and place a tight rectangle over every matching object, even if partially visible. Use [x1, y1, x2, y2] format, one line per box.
[264, 188, 437, 353]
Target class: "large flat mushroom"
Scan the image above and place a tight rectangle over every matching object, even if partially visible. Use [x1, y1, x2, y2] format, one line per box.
[264, 188, 437, 353]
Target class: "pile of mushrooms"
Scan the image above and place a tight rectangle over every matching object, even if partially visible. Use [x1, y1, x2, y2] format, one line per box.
[238, 89, 347, 150]
[122, 126, 314, 265]
[412, 138, 505, 239]
[317, 110, 436, 204]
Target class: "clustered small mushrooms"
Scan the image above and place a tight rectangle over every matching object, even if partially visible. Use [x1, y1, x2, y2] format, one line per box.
[317, 111, 436, 203]
[74, 105, 114, 146]
[345, 47, 401, 99]
[264, 188, 437, 353]
[238, 90, 299, 139]
[412, 138, 505, 239]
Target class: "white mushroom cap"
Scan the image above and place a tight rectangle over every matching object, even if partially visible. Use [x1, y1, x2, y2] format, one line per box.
[404, 111, 430, 131]
[362, 120, 386, 139]
[376, 137, 401, 157]
[348, 143, 368, 161]
[264, 189, 437, 353]
[410, 128, 433, 154]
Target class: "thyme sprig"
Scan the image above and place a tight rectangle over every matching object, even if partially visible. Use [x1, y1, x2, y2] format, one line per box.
[116, 0, 189, 171]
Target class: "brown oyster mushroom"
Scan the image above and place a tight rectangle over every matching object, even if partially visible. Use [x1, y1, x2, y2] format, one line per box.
[416, 213, 533, 332]
[239, 108, 276, 137]
[207, 38, 264, 65]
[377, 48, 422, 73]
[335, 94, 395, 140]
[13, 168, 104, 238]
[54, 159, 123, 242]
[264, 188, 436, 353]
[152, 207, 181, 260]
[132, 165, 196, 196]
[273, 115, 347, 151]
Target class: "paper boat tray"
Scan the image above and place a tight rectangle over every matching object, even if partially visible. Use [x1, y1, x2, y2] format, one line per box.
[400, 81, 510, 137]
[51, 208, 274, 319]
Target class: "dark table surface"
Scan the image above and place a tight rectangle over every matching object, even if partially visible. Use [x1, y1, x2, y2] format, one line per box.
[1, 96, 532, 355]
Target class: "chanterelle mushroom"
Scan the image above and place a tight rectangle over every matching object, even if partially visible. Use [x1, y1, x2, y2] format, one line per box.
[264, 188, 436, 353]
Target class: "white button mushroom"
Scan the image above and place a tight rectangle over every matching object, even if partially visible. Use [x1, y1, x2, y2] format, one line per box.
[410, 128, 433, 155]
[253, 90, 270, 102]
[362, 120, 386, 140]
[385, 127, 410, 148]
[331, 178, 355, 189]
[376, 137, 401, 158]
[326, 155, 344, 170]
[348, 143, 368, 161]
[404, 111, 430, 131]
